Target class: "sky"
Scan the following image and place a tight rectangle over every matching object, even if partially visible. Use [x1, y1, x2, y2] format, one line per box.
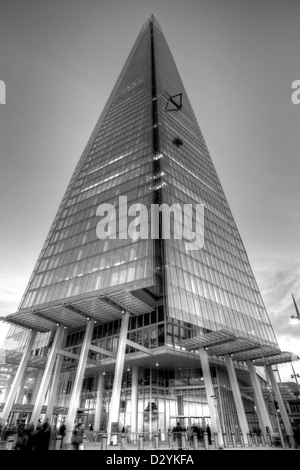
[0, 0, 299, 383]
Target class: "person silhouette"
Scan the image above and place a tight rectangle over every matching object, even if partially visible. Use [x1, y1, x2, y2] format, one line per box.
[59, 421, 66, 449]
[174, 422, 183, 449]
[206, 425, 212, 445]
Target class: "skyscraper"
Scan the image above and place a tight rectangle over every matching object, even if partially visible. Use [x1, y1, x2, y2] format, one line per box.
[0, 15, 298, 448]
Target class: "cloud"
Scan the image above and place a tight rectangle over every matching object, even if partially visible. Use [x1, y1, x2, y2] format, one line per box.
[257, 262, 300, 341]
[0, 287, 14, 296]
[254, 261, 300, 382]
[0, 276, 25, 316]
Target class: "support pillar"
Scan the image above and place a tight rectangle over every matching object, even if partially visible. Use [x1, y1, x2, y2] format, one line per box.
[131, 365, 138, 439]
[31, 325, 65, 427]
[246, 360, 274, 436]
[46, 331, 68, 423]
[199, 348, 224, 447]
[266, 365, 294, 443]
[94, 372, 105, 431]
[1, 330, 37, 424]
[15, 372, 26, 404]
[64, 320, 95, 442]
[253, 393, 267, 436]
[107, 311, 130, 441]
[225, 354, 249, 443]
[3, 373, 14, 402]
[31, 368, 44, 404]
[44, 385, 50, 406]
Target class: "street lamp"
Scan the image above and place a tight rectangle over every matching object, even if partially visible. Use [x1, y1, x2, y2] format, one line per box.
[290, 294, 300, 324]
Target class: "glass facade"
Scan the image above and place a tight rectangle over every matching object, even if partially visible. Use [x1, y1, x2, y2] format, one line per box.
[18, 20, 155, 311]
[81, 367, 213, 436]
[151, 18, 278, 345]
[58, 364, 241, 436]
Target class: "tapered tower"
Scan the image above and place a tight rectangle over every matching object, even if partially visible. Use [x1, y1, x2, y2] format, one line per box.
[2, 16, 296, 447]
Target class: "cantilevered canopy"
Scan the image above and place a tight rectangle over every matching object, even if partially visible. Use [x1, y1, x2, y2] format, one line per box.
[181, 330, 289, 363]
[253, 351, 300, 367]
[240, 384, 298, 401]
[230, 345, 281, 362]
[181, 329, 237, 350]
[4, 289, 152, 333]
[0, 348, 79, 371]
[208, 337, 261, 357]
[0, 349, 48, 369]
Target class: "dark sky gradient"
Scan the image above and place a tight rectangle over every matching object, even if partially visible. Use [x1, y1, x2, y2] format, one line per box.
[0, 0, 299, 381]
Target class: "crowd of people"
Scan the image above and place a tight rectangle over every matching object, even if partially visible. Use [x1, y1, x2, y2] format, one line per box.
[0, 417, 89, 451]
[172, 422, 212, 448]
[1, 418, 51, 451]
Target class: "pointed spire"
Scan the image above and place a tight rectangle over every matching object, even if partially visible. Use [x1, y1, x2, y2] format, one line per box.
[149, 14, 162, 30]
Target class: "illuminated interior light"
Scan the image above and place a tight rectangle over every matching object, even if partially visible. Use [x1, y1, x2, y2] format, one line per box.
[114, 261, 125, 266]
[80, 172, 122, 194]
[86, 153, 131, 176]
[154, 181, 167, 191]
[152, 171, 165, 180]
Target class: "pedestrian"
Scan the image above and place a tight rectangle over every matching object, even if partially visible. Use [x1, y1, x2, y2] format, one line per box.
[15, 429, 28, 451]
[14, 420, 24, 450]
[186, 426, 193, 446]
[59, 420, 66, 449]
[206, 425, 212, 445]
[24, 422, 35, 450]
[32, 422, 42, 450]
[39, 418, 51, 450]
[173, 422, 183, 450]
[71, 420, 85, 450]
